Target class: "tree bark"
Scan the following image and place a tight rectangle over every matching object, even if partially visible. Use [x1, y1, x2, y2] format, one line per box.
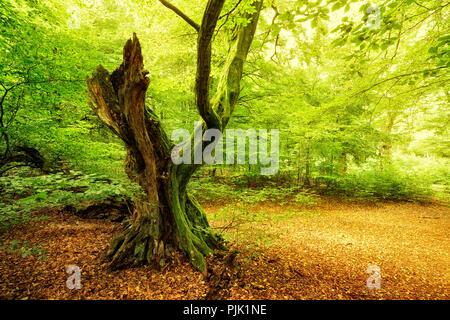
[87, 34, 223, 272]
[378, 112, 397, 169]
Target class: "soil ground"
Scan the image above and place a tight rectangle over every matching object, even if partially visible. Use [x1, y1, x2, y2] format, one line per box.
[0, 199, 448, 300]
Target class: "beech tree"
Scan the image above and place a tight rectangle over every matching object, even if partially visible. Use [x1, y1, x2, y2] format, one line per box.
[86, 0, 263, 271]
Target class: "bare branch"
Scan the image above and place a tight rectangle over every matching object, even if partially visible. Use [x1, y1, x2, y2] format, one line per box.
[260, 5, 280, 51]
[158, 0, 200, 32]
[219, 0, 242, 20]
[414, 1, 430, 10]
[351, 66, 448, 97]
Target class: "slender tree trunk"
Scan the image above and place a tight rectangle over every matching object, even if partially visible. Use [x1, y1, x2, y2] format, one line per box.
[379, 112, 396, 169]
[303, 138, 311, 188]
[338, 152, 347, 175]
[296, 145, 301, 185]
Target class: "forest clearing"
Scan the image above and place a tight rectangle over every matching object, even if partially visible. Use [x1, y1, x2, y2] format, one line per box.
[0, 0, 449, 304]
[1, 197, 448, 300]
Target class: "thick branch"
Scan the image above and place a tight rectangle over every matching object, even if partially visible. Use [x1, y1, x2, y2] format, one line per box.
[195, 0, 263, 131]
[211, 0, 263, 129]
[159, 0, 200, 32]
[86, 33, 164, 199]
[195, 0, 226, 129]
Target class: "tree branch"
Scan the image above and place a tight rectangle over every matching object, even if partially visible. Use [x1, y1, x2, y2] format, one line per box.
[158, 0, 200, 32]
[195, 0, 226, 129]
[215, 0, 244, 38]
[219, 0, 242, 20]
[211, 1, 263, 129]
[351, 66, 448, 97]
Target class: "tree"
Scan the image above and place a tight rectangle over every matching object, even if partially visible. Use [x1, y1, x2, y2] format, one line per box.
[86, 0, 263, 272]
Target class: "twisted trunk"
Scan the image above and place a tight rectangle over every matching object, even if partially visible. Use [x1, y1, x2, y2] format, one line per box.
[87, 35, 223, 272]
[87, 0, 262, 272]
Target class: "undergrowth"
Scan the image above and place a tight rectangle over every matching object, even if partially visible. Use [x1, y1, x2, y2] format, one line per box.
[0, 168, 142, 230]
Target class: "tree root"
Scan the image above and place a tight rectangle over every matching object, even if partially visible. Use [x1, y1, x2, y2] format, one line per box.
[105, 198, 226, 272]
[205, 250, 240, 300]
[106, 222, 171, 270]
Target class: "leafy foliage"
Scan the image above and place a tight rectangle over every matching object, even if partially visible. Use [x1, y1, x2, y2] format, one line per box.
[0, 169, 142, 229]
[2, 239, 47, 260]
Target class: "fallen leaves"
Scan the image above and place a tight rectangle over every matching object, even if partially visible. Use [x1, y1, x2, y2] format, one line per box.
[0, 200, 448, 300]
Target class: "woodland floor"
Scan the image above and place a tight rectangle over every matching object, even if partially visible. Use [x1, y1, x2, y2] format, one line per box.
[0, 199, 448, 300]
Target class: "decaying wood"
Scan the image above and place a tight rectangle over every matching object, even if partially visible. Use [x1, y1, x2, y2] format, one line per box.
[86, 0, 264, 272]
[87, 34, 222, 271]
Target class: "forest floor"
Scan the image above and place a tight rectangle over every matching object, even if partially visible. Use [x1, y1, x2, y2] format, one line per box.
[0, 199, 448, 300]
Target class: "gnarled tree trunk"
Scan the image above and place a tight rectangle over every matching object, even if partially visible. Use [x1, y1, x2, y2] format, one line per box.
[87, 35, 223, 272]
[87, 0, 262, 272]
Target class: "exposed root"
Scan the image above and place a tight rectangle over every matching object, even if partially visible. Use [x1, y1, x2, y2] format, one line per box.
[175, 193, 227, 272]
[105, 199, 227, 272]
[106, 222, 172, 270]
[205, 250, 241, 300]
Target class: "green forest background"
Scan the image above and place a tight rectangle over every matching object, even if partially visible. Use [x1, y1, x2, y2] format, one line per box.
[0, 0, 448, 230]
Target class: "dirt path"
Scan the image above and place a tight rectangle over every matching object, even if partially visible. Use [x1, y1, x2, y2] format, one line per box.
[0, 200, 448, 299]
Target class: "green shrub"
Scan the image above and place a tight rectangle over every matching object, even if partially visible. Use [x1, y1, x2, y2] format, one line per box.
[2, 240, 47, 260]
[0, 169, 142, 230]
[188, 176, 320, 206]
[331, 165, 433, 201]
[292, 190, 320, 206]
